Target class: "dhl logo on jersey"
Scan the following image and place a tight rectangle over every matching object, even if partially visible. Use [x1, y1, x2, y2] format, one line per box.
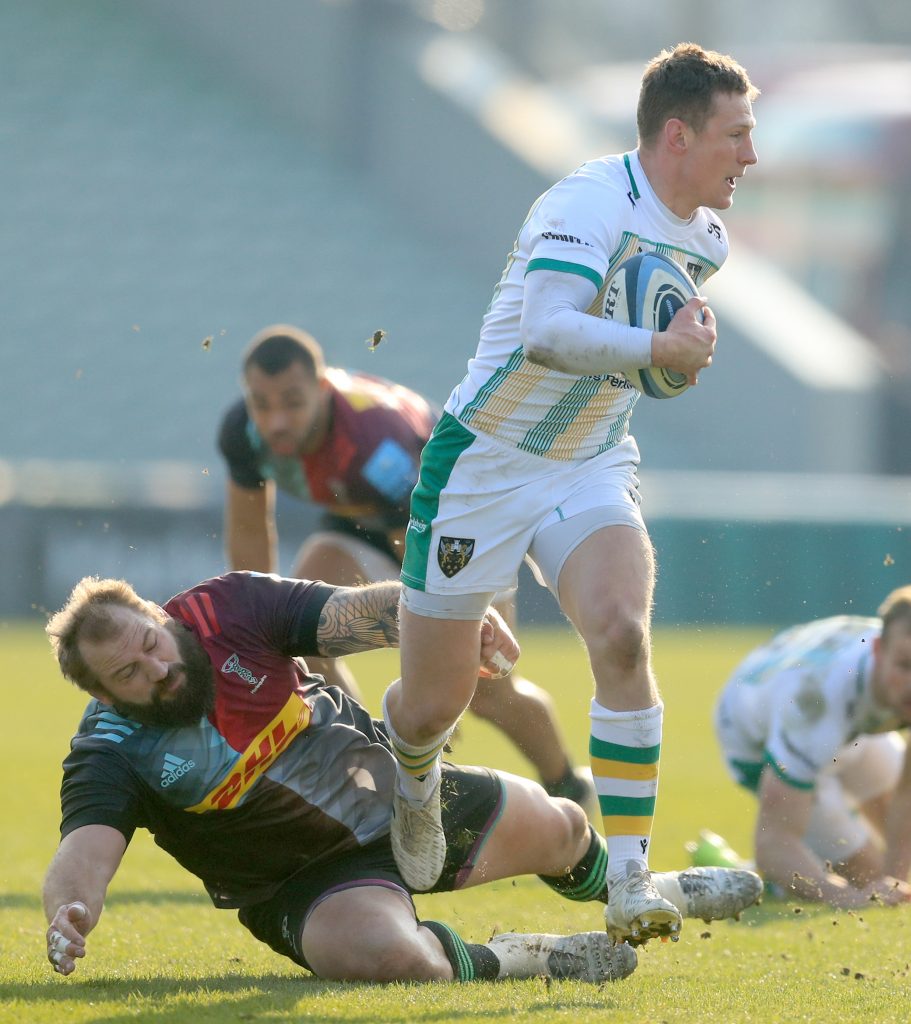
[187, 693, 311, 813]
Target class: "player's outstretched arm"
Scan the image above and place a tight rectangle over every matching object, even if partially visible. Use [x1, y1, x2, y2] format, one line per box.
[43, 825, 127, 976]
[225, 478, 278, 572]
[756, 772, 907, 908]
[316, 581, 403, 657]
[882, 744, 911, 885]
[478, 605, 520, 679]
[315, 582, 521, 676]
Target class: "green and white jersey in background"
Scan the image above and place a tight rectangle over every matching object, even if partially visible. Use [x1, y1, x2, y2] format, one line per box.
[445, 150, 729, 462]
[715, 616, 901, 791]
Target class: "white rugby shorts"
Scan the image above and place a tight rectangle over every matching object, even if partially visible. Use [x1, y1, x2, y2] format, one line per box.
[400, 413, 645, 616]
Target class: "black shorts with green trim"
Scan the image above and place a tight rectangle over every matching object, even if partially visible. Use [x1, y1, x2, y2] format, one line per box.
[237, 764, 505, 970]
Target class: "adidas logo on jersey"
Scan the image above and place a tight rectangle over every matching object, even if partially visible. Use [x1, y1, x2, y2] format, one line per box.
[160, 752, 196, 788]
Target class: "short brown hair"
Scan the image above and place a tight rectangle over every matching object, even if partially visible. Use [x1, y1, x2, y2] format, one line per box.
[637, 42, 758, 146]
[878, 585, 911, 642]
[46, 577, 165, 693]
[242, 325, 325, 379]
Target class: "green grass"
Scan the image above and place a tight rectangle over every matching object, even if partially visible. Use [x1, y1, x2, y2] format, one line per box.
[3, 619, 910, 1024]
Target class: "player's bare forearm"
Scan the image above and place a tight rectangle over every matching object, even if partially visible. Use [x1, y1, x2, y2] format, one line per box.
[225, 480, 277, 572]
[43, 862, 100, 935]
[227, 529, 275, 573]
[316, 581, 401, 656]
[757, 825, 909, 908]
[883, 778, 911, 881]
[43, 826, 126, 975]
[478, 605, 520, 678]
[753, 776, 859, 906]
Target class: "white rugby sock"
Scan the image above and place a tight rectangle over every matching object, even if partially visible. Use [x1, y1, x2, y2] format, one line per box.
[382, 686, 450, 804]
[589, 699, 663, 883]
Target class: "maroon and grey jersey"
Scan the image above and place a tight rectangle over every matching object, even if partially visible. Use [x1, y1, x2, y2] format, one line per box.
[218, 367, 439, 536]
[58, 572, 399, 909]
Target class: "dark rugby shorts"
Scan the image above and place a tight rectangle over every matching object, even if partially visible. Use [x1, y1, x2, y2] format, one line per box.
[319, 512, 404, 565]
[237, 763, 505, 970]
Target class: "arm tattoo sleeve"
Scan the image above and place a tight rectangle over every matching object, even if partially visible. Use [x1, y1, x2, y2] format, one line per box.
[316, 582, 401, 657]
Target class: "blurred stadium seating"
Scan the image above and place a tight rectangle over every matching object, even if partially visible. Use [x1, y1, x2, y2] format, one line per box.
[3, 0, 908, 622]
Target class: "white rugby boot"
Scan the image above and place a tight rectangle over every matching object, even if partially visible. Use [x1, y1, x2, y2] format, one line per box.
[487, 931, 637, 983]
[604, 862, 683, 944]
[652, 866, 763, 923]
[390, 779, 446, 892]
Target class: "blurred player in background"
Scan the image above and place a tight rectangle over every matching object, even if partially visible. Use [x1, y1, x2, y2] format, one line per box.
[715, 585, 911, 909]
[381, 43, 759, 947]
[41, 570, 761, 983]
[217, 325, 595, 808]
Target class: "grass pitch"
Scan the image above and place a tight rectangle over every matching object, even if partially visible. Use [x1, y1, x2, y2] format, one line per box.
[3, 619, 910, 1024]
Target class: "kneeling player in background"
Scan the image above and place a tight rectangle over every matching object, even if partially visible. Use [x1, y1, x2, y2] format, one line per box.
[715, 585, 911, 909]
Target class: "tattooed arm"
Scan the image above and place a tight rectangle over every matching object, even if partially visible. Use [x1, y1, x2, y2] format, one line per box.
[313, 580, 521, 674]
[315, 581, 402, 657]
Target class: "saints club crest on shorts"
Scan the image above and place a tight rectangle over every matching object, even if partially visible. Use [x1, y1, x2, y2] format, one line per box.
[438, 536, 475, 578]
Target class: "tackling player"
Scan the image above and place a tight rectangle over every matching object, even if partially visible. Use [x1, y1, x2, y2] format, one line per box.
[42, 571, 761, 983]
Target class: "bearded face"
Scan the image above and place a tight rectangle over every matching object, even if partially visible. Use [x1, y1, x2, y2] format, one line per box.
[107, 620, 215, 728]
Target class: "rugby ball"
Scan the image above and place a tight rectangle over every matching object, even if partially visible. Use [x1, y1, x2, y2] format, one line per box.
[601, 251, 700, 399]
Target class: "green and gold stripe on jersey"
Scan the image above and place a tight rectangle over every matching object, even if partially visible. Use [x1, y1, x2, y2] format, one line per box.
[458, 339, 639, 461]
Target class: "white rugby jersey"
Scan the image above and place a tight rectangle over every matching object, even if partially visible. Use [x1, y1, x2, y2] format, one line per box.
[715, 616, 901, 789]
[446, 150, 729, 461]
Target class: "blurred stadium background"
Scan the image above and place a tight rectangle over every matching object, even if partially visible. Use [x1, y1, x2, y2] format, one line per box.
[3, 0, 910, 625]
